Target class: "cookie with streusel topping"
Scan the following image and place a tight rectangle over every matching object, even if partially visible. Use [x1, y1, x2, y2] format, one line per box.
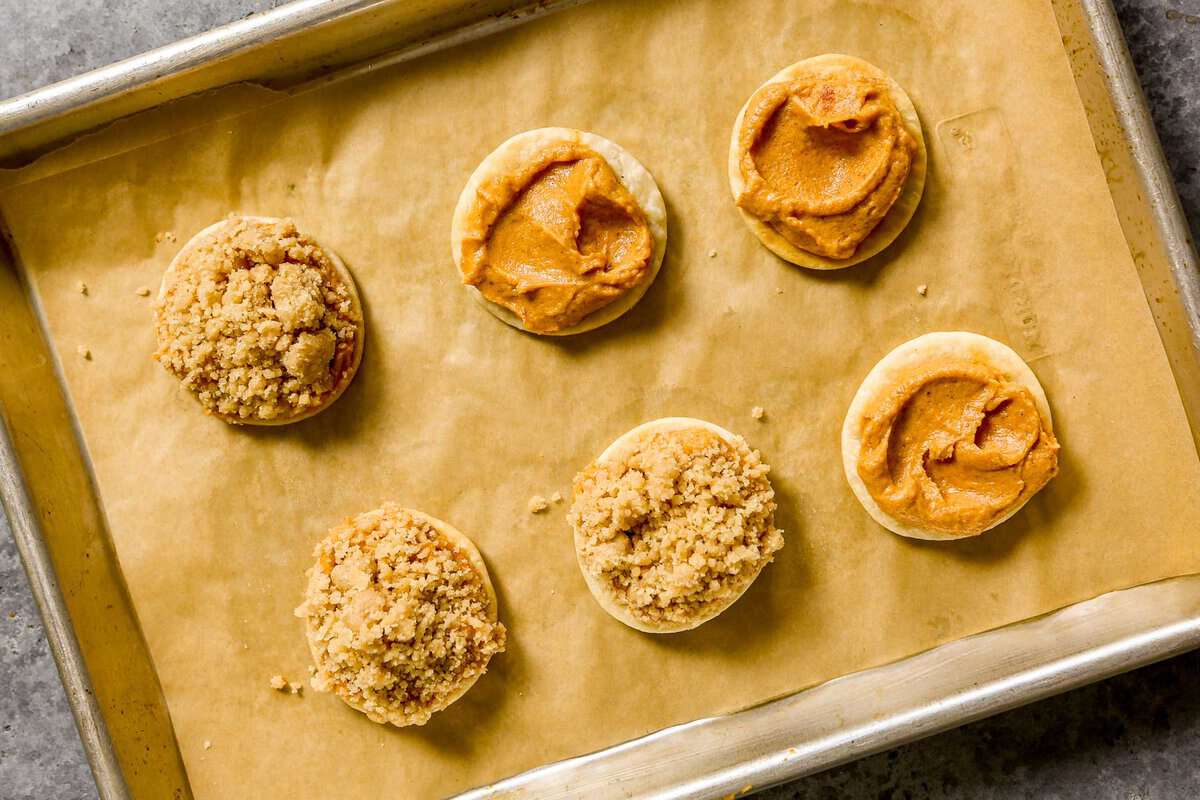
[296, 504, 506, 727]
[571, 417, 783, 633]
[154, 215, 363, 425]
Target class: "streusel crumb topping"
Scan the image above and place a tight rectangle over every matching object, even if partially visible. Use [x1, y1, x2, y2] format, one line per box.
[296, 504, 506, 727]
[571, 427, 783, 628]
[154, 216, 359, 422]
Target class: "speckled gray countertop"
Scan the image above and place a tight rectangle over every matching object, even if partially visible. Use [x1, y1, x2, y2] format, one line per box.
[1, 2, 1199, 798]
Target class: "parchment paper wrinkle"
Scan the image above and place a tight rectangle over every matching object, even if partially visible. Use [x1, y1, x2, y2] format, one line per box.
[1, 0, 1198, 797]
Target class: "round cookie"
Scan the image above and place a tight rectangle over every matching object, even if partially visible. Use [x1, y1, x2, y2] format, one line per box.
[155, 215, 364, 425]
[570, 417, 783, 633]
[296, 504, 506, 727]
[841, 332, 1056, 540]
[451, 127, 668, 335]
[728, 54, 927, 269]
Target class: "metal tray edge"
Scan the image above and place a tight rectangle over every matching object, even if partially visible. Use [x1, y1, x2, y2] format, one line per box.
[1081, 0, 1200, 357]
[0, 0, 586, 166]
[0, 416, 130, 800]
[0, 0, 384, 161]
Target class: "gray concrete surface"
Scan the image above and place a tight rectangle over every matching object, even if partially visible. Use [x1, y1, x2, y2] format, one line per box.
[1, 1, 1199, 798]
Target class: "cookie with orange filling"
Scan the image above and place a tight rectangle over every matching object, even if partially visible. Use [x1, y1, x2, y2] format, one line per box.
[729, 54, 926, 268]
[452, 127, 667, 335]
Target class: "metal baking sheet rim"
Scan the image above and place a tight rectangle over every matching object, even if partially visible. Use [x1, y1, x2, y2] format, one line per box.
[0, 1, 1197, 798]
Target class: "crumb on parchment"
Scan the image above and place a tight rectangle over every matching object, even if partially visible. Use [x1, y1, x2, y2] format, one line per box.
[203, 740, 212, 751]
[527, 495, 550, 514]
[76, 346, 91, 360]
[77, 281, 88, 295]
[550, 491, 563, 504]
[916, 284, 928, 296]
[153, 216, 360, 422]
[570, 427, 783, 628]
[296, 504, 505, 727]
[751, 406, 765, 420]
[708, 249, 718, 258]
[135, 286, 151, 297]
[268, 673, 303, 695]
[774, 287, 784, 295]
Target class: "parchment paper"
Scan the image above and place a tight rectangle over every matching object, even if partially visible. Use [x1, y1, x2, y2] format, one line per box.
[3, 0, 1200, 797]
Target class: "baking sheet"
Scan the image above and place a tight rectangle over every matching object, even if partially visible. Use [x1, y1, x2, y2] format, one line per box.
[2, 0, 1199, 797]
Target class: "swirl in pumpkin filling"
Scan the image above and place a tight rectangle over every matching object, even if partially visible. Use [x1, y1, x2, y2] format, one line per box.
[736, 69, 917, 259]
[459, 141, 654, 334]
[856, 361, 1060, 536]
